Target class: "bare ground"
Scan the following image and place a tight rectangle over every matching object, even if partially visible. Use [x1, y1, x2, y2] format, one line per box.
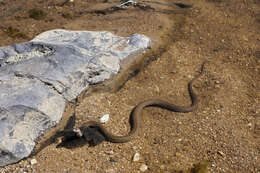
[0, 0, 260, 172]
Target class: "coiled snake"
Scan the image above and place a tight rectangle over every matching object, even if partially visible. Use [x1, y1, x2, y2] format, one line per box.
[59, 61, 207, 145]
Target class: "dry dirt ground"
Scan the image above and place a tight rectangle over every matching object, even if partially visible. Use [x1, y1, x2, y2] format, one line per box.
[0, 0, 260, 172]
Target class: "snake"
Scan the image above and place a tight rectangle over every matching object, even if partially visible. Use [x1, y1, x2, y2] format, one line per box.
[59, 61, 207, 144]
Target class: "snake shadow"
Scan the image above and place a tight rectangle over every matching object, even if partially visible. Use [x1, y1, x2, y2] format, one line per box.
[32, 113, 106, 156]
[56, 125, 106, 149]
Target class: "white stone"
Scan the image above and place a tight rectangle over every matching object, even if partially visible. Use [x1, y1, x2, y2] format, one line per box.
[105, 150, 114, 155]
[30, 159, 37, 165]
[140, 164, 148, 172]
[100, 114, 110, 123]
[132, 152, 141, 162]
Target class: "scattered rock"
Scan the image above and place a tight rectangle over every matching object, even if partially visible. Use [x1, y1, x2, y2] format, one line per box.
[139, 164, 148, 172]
[100, 114, 110, 123]
[215, 80, 220, 84]
[132, 152, 141, 162]
[30, 159, 37, 165]
[105, 150, 114, 155]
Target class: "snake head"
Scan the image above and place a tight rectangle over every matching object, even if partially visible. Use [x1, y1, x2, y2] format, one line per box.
[79, 125, 106, 146]
[72, 127, 83, 137]
[54, 128, 82, 148]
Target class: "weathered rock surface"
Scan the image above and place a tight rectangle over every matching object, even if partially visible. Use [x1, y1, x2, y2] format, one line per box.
[0, 29, 151, 167]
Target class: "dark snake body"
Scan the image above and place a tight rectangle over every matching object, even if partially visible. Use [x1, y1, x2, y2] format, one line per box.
[60, 62, 206, 144]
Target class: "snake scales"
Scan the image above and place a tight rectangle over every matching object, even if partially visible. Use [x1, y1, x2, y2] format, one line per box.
[59, 61, 207, 144]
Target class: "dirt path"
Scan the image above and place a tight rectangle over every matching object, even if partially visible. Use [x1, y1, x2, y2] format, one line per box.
[0, 0, 260, 172]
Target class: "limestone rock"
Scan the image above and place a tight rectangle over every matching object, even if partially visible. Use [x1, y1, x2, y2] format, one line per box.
[0, 29, 151, 167]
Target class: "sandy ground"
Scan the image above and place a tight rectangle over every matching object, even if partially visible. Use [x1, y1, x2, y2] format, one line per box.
[0, 0, 260, 172]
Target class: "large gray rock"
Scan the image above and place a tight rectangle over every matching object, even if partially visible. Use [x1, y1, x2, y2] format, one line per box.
[0, 29, 151, 166]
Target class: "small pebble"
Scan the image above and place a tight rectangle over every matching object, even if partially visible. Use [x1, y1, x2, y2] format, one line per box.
[100, 114, 110, 123]
[140, 164, 148, 172]
[132, 152, 141, 162]
[105, 150, 114, 155]
[133, 146, 138, 150]
[217, 151, 225, 157]
[30, 159, 37, 165]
